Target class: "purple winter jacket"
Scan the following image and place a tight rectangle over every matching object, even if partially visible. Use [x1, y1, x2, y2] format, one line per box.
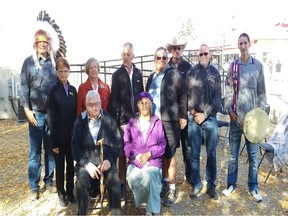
[124, 114, 166, 169]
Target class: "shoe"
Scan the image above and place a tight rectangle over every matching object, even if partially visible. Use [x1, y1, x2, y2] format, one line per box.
[67, 194, 76, 203]
[206, 188, 218, 200]
[160, 181, 169, 198]
[89, 188, 99, 199]
[164, 189, 176, 207]
[146, 211, 152, 216]
[45, 184, 57, 193]
[222, 185, 235, 197]
[59, 196, 68, 207]
[189, 184, 202, 199]
[30, 190, 39, 201]
[249, 190, 263, 203]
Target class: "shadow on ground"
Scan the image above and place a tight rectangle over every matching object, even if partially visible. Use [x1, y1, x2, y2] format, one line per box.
[0, 118, 287, 215]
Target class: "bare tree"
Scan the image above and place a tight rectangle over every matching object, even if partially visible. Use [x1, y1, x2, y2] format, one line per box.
[178, 18, 196, 41]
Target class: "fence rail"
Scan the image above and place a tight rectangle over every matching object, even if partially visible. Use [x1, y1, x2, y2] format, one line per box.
[17, 50, 227, 122]
[69, 49, 227, 95]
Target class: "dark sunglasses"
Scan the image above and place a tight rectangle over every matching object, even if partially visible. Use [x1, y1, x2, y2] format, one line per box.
[172, 46, 182, 51]
[239, 41, 248, 46]
[156, 56, 168, 60]
[199, 52, 208, 57]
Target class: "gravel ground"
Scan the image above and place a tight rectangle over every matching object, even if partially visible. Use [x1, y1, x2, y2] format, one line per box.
[0, 118, 287, 215]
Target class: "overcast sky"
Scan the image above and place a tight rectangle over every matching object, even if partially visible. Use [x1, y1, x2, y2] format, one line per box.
[0, 0, 287, 72]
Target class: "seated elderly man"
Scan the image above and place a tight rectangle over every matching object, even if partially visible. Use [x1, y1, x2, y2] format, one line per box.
[71, 90, 122, 215]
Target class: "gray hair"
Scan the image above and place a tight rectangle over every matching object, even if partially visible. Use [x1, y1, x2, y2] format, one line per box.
[199, 44, 210, 52]
[85, 57, 100, 75]
[122, 42, 134, 55]
[86, 90, 101, 104]
[154, 47, 168, 60]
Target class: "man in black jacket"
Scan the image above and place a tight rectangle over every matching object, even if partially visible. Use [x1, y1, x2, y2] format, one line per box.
[108, 42, 144, 195]
[186, 44, 222, 200]
[166, 37, 192, 184]
[72, 90, 122, 215]
[146, 47, 187, 207]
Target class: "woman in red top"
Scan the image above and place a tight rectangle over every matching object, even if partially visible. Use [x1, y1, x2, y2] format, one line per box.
[76, 57, 110, 115]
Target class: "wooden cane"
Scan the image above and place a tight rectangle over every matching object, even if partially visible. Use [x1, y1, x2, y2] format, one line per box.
[96, 138, 104, 215]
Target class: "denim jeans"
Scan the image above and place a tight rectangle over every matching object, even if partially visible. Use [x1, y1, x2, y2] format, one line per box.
[227, 121, 259, 192]
[28, 112, 55, 191]
[187, 114, 218, 189]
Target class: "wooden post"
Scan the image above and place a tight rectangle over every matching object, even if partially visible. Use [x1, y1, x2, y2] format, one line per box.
[96, 138, 104, 215]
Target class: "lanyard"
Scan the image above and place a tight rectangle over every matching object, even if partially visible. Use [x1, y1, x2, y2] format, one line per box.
[231, 60, 240, 113]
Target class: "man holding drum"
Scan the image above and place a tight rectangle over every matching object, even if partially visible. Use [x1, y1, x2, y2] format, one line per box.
[222, 33, 267, 202]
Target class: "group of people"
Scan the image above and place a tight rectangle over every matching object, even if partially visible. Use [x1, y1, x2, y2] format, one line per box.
[268, 59, 282, 80]
[20, 27, 267, 216]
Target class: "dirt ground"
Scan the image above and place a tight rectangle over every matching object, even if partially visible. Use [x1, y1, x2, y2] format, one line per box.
[0, 118, 288, 215]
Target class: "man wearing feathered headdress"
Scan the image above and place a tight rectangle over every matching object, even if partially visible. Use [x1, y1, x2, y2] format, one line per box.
[20, 18, 60, 200]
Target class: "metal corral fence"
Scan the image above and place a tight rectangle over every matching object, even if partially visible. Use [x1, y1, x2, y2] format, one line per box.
[17, 49, 227, 122]
[69, 49, 227, 95]
[69, 54, 155, 90]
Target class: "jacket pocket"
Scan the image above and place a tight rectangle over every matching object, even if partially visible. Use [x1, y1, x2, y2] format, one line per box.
[247, 78, 256, 89]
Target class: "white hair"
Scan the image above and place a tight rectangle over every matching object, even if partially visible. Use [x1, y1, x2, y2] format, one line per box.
[86, 90, 101, 104]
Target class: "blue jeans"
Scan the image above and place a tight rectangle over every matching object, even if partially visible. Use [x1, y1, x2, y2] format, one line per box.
[187, 114, 218, 189]
[227, 121, 259, 192]
[28, 112, 55, 191]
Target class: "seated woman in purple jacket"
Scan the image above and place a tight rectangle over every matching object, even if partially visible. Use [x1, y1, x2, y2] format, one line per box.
[124, 92, 166, 215]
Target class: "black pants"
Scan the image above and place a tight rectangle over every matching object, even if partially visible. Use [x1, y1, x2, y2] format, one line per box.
[180, 125, 191, 182]
[76, 164, 121, 215]
[162, 120, 180, 158]
[53, 143, 75, 199]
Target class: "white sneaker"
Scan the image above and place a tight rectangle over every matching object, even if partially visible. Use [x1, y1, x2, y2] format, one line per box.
[249, 190, 263, 202]
[222, 185, 235, 197]
[146, 211, 152, 216]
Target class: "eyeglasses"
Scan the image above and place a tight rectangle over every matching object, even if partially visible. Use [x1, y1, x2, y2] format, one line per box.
[199, 52, 208, 57]
[172, 46, 182, 51]
[87, 102, 101, 109]
[156, 56, 168, 61]
[239, 41, 248, 46]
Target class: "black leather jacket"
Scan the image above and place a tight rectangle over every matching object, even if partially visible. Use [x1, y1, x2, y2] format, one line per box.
[146, 67, 187, 122]
[108, 64, 144, 126]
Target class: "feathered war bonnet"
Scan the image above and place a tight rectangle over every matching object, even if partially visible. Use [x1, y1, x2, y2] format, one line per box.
[33, 10, 67, 70]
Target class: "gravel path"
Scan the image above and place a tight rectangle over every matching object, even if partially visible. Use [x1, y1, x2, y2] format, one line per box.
[0, 118, 287, 215]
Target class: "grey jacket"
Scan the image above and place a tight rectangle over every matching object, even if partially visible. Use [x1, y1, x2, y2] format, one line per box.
[20, 55, 57, 112]
[225, 56, 267, 127]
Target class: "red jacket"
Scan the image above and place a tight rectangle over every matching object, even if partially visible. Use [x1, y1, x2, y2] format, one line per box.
[76, 78, 110, 116]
